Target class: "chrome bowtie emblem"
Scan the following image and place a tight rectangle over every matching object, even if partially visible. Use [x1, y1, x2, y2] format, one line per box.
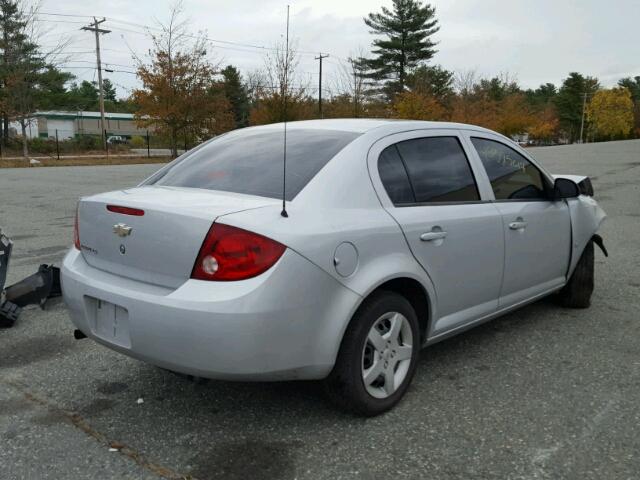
[113, 223, 133, 237]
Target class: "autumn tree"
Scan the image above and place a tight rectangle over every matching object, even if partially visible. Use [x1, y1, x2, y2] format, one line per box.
[587, 87, 634, 140]
[363, 0, 439, 98]
[132, 3, 234, 156]
[392, 90, 446, 120]
[248, 41, 315, 125]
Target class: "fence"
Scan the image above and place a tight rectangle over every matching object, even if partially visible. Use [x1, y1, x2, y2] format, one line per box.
[0, 130, 191, 160]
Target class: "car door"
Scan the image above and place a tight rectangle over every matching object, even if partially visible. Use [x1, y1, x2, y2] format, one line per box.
[465, 134, 571, 307]
[368, 130, 504, 336]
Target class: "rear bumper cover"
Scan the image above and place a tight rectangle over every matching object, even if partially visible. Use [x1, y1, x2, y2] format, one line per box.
[62, 248, 360, 380]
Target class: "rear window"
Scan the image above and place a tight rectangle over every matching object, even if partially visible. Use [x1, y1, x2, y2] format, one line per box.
[151, 129, 360, 200]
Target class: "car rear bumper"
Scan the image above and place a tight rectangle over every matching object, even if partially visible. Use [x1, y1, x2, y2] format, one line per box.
[61, 248, 360, 380]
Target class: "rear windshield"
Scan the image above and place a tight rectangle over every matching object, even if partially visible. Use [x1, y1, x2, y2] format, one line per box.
[151, 128, 361, 200]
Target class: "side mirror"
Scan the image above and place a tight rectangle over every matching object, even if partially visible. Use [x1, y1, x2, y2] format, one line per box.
[553, 178, 580, 200]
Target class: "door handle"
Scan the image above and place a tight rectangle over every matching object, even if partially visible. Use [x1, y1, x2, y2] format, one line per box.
[420, 231, 448, 241]
[509, 218, 528, 230]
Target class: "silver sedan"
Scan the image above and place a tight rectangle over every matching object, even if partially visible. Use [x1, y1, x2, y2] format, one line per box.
[62, 119, 606, 416]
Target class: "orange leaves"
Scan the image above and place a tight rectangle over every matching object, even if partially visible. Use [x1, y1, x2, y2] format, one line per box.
[392, 91, 447, 121]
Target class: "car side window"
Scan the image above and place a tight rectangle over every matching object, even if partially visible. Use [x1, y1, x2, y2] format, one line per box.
[377, 145, 415, 205]
[393, 136, 480, 203]
[471, 137, 547, 200]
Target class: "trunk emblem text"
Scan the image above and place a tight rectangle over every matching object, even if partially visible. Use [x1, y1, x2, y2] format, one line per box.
[113, 223, 133, 237]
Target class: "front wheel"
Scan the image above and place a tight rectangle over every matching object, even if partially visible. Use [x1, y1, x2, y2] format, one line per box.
[558, 240, 594, 308]
[323, 291, 420, 416]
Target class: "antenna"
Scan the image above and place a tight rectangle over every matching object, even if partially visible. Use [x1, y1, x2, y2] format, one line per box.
[281, 5, 290, 218]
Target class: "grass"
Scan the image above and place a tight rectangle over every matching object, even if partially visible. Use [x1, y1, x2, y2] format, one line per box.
[0, 156, 171, 168]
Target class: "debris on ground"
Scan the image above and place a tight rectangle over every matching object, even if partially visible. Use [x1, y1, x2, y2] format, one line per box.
[0, 228, 62, 328]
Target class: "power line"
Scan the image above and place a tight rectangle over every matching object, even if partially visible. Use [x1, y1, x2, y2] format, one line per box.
[35, 12, 349, 60]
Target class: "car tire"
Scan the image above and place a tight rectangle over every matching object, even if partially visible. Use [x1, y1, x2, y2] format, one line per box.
[558, 240, 594, 308]
[323, 290, 420, 416]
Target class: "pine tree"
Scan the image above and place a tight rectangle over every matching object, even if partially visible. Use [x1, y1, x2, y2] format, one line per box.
[554, 72, 600, 143]
[363, 0, 439, 98]
[102, 78, 117, 102]
[221, 65, 248, 128]
[0, 0, 49, 155]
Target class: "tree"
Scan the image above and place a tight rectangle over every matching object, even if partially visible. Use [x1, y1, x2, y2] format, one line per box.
[221, 65, 248, 127]
[406, 64, 453, 102]
[249, 40, 315, 125]
[554, 72, 600, 143]
[528, 104, 559, 144]
[67, 80, 99, 109]
[132, 3, 234, 156]
[392, 90, 446, 120]
[102, 78, 117, 102]
[331, 49, 371, 118]
[587, 87, 634, 140]
[525, 83, 557, 107]
[618, 76, 640, 137]
[0, 0, 58, 156]
[474, 74, 520, 101]
[363, 0, 439, 98]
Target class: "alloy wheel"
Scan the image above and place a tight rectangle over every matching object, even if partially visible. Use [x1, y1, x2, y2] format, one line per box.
[361, 311, 414, 399]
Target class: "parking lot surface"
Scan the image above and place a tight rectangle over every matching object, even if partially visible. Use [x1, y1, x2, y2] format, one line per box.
[1, 140, 639, 480]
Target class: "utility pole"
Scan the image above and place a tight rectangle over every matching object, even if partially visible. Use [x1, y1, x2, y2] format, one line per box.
[82, 18, 110, 150]
[314, 53, 329, 118]
[579, 92, 588, 144]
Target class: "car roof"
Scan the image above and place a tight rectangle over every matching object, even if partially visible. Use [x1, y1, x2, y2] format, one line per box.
[245, 118, 499, 135]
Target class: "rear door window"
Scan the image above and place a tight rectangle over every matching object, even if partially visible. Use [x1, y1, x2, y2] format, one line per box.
[471, 137, 547, 200]
[390, 136, 480, 203]
[152, 129, 360, 200]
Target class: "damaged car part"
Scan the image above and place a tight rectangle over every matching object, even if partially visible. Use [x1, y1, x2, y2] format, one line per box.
[0, 228, 62, 328]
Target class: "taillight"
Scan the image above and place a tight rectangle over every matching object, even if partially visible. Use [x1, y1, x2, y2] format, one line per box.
[191, 223, 286, 281]
[73, 205, 81, 250]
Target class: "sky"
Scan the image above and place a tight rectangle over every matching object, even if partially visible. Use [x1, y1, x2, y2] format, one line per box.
[37, 0, 640, 99]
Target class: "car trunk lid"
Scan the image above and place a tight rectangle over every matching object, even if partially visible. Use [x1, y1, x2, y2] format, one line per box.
[77, 186, 278, 288]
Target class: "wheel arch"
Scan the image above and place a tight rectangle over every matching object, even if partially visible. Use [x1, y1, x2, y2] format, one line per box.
[345, 275, 435, 348]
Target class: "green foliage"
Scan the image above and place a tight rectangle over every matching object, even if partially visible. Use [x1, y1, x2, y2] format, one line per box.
[221, 65, 249, 128]
[129, 135, 145, 148]
[554, 72, 600, 142]
[525, 83, 557, 106]
[363, 0, 439, 98]
[102, 78, 117, 102]
[618, 76, 640, 137]
[618, 76, 640, 102]
[406, 64, 453, 102]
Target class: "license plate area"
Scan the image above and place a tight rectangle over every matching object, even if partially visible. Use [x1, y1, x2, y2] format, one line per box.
[86, 296, 131, 348]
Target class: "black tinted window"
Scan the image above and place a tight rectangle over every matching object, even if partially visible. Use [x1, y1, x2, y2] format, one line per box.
[471, 138, 546, 200]
[395, 137, 480, 203]
[152, 129, 360, 200]
[378, 145, 414, 205]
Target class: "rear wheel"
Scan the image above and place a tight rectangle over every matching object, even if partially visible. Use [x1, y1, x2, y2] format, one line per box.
[324, 291, 420, 416]
[558, 240, 594, 308]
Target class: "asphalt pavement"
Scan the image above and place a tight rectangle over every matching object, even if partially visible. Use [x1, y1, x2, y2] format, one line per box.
[0, 140, 639, 479]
